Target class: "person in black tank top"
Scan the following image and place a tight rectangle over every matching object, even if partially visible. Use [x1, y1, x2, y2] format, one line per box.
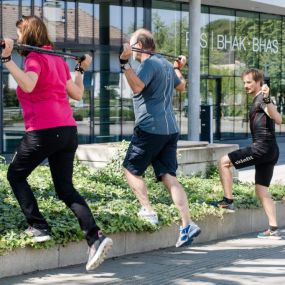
[212, 68, 282, 239]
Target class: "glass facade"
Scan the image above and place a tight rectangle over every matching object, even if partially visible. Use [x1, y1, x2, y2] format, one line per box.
[0, 1, 285, 153]
[201, 7, 285, 139]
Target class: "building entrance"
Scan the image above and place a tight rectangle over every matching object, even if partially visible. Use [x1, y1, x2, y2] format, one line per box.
[200, 76, 222, 141]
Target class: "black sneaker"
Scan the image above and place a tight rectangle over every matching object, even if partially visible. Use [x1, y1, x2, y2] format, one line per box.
[210, 199, 235, 212]
[86, 231, 113, 271]
[25, 226, 51, 242]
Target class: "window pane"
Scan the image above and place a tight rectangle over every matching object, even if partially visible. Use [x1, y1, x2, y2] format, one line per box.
[34, 0, 43, 18]
[151, 1, 187, 137]
[277, 79, 285, 134]
[209, 8, 235, 76]
[110, 3, 121, 46]
[282, 17, 285, 78]
[66, 0, 76, 41]
[94, 3, 99, 45]
[94, 72, 121, 142]
[201, 6, 209, 75]
[235, 11, 259, 76]
[181, 4, 189, 58]
[220, 77, 235, 138]
[79, 1, 93, 44]
[2, 1, 19, 39]
[3, 52, 25, 153]
[269, 77, 280, 109]
[259, 14, 282, 79]
[22, 0, 31, 15]
[72, 88, 91, 144]
[122, 3, 135, 35]
[66, 50, 93, 144]
[136, 3, 144, 29]
[43, 0, 65, 42]
[120, 73, 135, 139]
[152, 1, 181, 56]
[234, 77, 249, 137]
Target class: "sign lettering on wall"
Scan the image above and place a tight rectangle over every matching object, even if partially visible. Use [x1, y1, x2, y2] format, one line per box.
[200, 32, 279, 54]
[186, 32, 279, 54]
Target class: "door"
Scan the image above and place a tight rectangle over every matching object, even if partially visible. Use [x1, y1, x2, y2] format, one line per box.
[200, 76, 222, 140]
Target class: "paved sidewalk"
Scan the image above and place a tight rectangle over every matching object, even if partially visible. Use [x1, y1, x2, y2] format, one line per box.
[2, 230, 285, 285]
[239, 164, 285, 184]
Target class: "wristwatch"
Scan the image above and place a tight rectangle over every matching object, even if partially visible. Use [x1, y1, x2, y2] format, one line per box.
[121, 62, 131, 71]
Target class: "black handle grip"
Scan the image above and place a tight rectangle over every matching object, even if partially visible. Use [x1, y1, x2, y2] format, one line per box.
[0, 40, 5, 49]
[79, 55, 86, 62]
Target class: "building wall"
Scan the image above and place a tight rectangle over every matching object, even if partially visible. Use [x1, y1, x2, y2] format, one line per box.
[1, 0, 285, 153]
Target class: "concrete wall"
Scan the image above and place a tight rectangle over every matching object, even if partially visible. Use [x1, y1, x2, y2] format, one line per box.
[76, 141, 239, 176]
[1, 202, 285, 278]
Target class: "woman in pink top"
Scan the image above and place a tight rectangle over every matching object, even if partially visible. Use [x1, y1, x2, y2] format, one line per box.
[1, 16, 112, 271]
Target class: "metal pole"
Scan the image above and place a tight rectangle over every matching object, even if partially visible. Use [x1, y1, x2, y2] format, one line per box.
[188, 0, 201, 141]
[99, 3, 110, 140]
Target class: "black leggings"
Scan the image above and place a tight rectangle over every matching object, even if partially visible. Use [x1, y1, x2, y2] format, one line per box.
[7, 126, 100, 246]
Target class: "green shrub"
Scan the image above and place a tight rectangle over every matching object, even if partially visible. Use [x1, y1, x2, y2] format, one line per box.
[0, 144, 284, 255]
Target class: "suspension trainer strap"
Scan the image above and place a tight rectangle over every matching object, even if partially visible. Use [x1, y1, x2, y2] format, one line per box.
[0, 40, 85, 61]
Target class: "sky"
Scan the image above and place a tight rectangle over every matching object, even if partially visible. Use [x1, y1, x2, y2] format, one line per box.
[250, 0, 285, 8]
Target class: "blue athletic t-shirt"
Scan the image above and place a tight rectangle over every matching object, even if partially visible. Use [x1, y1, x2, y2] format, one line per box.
[133, 54, 181, 135]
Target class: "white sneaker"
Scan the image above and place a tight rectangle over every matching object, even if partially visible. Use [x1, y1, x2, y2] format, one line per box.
[25, 226, 51, 242]
[138, 207, 159, 225]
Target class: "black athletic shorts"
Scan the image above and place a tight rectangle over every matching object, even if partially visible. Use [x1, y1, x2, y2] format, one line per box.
[123, 126, 179, 181]
[228, 140, 279, 187]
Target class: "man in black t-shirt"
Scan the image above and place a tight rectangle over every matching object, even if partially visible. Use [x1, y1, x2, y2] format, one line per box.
[212, 68, 282, 239]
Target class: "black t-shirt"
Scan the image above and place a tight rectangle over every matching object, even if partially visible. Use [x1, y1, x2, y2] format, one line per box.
[249, 92, 276, 142]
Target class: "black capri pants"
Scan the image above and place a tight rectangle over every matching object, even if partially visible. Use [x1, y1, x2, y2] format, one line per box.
[7, 126, 100, 246]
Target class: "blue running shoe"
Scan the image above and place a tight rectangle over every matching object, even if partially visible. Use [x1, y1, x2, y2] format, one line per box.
[176, 223, 201, 247]
[183, 238, 194, 247]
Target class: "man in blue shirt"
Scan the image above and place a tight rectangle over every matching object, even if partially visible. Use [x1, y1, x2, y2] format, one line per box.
[120, 28, 201, 247]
